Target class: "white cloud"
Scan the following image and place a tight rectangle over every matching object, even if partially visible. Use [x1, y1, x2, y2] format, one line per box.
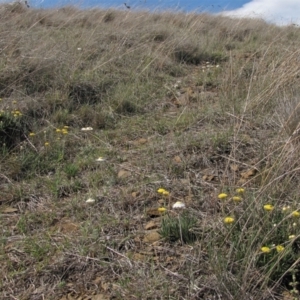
[221, 0, 300, 26]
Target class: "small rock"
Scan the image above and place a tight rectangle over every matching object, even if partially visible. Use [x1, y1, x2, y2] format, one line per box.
[143, 231, 161, 243]
[118, 169, 131, 178]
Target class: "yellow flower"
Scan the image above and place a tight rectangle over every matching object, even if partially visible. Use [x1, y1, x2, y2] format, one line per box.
[236, 188, 245, 194]
[264, 204, 274, 211]
[292, 211, 300, 217]
[62, 129, 68, 134]
[157, 188, 169, 196]
[158, 207, 167, 212]
[224, 217, 234, 224]
[44, 142, 50, 146]
[261, 246, 271, 253]
[218, 193, 228, 199]
[157, 188, 166, 194]
[29, 132, 35, 137]
[63, 126, 69, 129]
[276, 245, 285, 253]
[56, 129, 62, 133]
[289, 235, 296, 240]
[232, 196, 242, 202]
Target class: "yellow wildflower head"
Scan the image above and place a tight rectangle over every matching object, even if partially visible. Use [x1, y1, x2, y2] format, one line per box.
[218, 193, 228, 200]
[224, 217, 234, 224]
[63, 126, 69, 129]
[292, 211, 300, 217]
[264, 204, 274, 211]
[157, 188, 166, 194]
[232, 196, 242, 202]
[158, 207, 167, 212]
[235, 188, 245, 194]
[157, 188, 169, 196]
[56, 129, 62, 133]
[44, 142, 50, 146]
[289, 235, 296, 240]
[261, 246, 271, 253]
[276, 245, 285, 253]
[62, 129, 68, 134]
[29, 132, 35, 137]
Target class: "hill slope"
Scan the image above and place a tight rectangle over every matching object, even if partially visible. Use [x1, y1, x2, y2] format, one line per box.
[1, 3, 300, 299]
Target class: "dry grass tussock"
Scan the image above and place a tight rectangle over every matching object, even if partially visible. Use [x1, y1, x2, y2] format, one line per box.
[1, 3, 300, 299]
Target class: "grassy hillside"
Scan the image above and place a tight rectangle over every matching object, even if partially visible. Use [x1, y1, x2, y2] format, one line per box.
[1, 3, 300, 299]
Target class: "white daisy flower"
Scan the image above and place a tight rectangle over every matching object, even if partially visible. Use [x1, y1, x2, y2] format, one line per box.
[86, 198, 95, 203]
[96, 157, 105, 162]
[172, 201, 186, 209]
[81, 127, 93, 131]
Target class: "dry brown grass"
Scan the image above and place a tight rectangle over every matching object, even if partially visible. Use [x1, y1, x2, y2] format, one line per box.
[1, 3, 300, 300]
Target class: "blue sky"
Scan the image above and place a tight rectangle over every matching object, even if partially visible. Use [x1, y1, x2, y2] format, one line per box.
[4, 0, 300, 26]
[28, 0, 248, 12]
